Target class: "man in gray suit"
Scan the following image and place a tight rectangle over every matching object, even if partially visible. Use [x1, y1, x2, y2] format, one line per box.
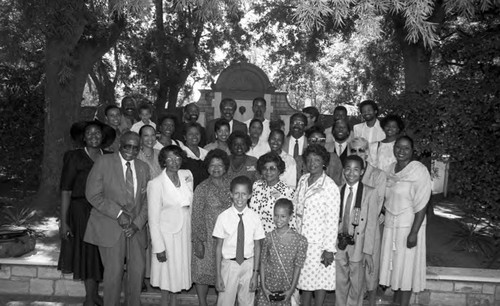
[206, 98, 247, 143]
[85, 131, 150, 306]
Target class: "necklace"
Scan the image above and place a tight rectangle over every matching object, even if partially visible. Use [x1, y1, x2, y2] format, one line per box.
[141, 148, 153, 159]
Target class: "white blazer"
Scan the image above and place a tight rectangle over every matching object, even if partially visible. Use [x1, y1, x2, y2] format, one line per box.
[147, 169, 193, 253]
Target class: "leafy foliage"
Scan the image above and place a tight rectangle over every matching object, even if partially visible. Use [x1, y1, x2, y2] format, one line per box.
[0, 64, 44, 185]
[380, 13, 500, 227]
[1, 205, 38, 227]
[293, 0, 498, 48]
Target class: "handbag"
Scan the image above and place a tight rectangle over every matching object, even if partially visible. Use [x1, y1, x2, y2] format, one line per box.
[270, 232, 300, 305]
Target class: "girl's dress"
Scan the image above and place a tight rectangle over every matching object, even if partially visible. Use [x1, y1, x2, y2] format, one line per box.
[256, 230, 308, 306]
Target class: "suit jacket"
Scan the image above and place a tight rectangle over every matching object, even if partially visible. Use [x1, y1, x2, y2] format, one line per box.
[147, 169, 193, 253]
[84, 153, 150, 247]
[362, 164, 387, 214]
[334, 142, 349, 166]
[205, 118, 247, 143]
[337, 181, 378, 263]
[283, 136, 308, 180]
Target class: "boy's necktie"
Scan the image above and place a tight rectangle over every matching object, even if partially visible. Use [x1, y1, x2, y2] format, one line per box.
[236, 213, 245, 265]
[342, 187, 353, 234]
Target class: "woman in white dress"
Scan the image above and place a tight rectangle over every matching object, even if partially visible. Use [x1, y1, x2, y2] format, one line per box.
[374, 114, 405, 173]
[148, 145, 194, 306]
[379, 136, 431, 306]
[294, 144, 340, 306]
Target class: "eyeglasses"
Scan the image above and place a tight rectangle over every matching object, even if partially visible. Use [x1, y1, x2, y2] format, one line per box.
[263, 166, 278, 172]
[122, 144, 140, 152]
[308, 137, 326, 144]
[292, 121, 306, 127]
[350, 148, 366, 153]
[166, 157, 183, 163]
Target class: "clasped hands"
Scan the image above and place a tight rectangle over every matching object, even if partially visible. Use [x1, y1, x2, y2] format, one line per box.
[117, 210, 138, 238]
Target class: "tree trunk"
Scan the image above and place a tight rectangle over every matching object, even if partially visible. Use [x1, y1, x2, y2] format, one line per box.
[392, 0, 445, 93]
[35, 12, 125, 212]
[36, 39, 93, 212]
[167, 85, 180, 111]
[393, 16, 432, 93]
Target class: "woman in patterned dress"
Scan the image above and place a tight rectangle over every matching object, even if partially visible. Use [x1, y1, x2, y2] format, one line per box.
[226, 130, 258, 182]
[379, 136, 431, 306]
[293, 144, 341, 306]
[191, 149, 232, 306]
[249, 152, 295, 233]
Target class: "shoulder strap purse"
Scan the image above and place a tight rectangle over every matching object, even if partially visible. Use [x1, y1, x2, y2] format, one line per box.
[270, 232, 300, 305]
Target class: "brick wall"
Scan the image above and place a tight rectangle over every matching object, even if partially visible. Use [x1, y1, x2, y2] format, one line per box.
[0, 264, 85, 297]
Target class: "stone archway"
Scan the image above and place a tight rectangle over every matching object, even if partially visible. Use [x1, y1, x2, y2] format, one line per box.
[197, 62, 297, 131]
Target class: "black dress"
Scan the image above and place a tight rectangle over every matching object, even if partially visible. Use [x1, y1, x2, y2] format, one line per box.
[57, 149, 104, 281]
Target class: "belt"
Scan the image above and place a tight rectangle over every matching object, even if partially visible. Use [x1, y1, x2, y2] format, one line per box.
[229, 257, 251, 261]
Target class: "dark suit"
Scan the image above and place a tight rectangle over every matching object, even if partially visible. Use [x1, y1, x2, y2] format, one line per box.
[282, 136, 308, 181]
[334, 142, 349, 166]
[205, 118, 247, 143]
[85, 153, 150, 306]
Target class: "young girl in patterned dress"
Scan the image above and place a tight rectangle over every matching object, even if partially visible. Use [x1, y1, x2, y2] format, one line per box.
[258, 199, 308, 306]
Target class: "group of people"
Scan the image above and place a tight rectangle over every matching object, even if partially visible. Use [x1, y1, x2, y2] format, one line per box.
[57, 96, 432, 306]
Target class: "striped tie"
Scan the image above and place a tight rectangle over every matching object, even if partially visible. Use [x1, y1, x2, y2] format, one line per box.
[125, 162, 135, 209]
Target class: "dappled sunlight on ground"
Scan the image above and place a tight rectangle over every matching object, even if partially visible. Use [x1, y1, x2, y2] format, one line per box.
[0, 217, 60, 265]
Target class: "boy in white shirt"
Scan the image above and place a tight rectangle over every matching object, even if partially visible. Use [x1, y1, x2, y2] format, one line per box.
[130, 104, 156, 133]
[335, 155, 379, 306]
[213, 176, 266, 306]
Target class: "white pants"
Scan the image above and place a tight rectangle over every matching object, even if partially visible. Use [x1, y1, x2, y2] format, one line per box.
[217, 258, 255, 306]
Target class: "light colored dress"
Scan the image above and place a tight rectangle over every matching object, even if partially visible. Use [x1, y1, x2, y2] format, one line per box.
[148, 169, 194, 292]
[375, 141, 396, 173]
[294, 172, 340, 291]
[379, 161, 431, 292]
[249, 180, 295, 234]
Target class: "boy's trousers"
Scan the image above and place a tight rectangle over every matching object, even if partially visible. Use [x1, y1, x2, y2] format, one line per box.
[217, 258, 255, 306]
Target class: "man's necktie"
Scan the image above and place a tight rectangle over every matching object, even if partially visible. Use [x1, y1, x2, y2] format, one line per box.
[293, 139, 299, 159]
[342, 187, 353, 234]
[125, 162, 135, 209]
[236, 213, 245, 265]
[338, 143, 343, 156]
